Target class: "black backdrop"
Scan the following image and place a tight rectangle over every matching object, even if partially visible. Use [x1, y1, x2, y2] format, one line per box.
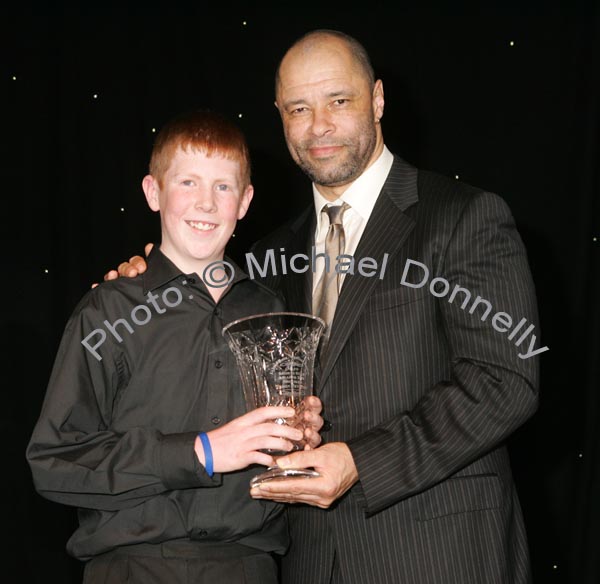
[3, 1, 598, 582]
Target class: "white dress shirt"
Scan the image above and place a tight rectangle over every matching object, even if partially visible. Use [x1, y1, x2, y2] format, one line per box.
[312, 145, 394, 293]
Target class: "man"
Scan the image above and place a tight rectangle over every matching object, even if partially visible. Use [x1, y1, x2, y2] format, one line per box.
[113, 30, 542, 584]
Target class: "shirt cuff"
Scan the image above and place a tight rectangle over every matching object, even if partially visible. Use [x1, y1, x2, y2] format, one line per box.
[157, 431, 222, 489]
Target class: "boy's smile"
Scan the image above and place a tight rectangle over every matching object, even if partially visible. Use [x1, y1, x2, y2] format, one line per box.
[186, 220, 217, 232]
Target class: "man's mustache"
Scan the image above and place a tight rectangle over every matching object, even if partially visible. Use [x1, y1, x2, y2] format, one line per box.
[300, 141, 349, 150]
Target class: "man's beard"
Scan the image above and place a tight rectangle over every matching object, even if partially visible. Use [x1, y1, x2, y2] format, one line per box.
[290, 126, 377, 187]
[296, 149, 362, 186]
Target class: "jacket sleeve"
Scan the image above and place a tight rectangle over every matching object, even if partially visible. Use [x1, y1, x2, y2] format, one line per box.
[346, 192, 541, 515]
[26, 294, 220, 512]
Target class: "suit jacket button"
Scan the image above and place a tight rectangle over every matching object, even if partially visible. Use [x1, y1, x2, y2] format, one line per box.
[322, 420, 333, 432]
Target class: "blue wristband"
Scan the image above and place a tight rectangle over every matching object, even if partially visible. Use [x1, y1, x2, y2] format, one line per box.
[198, 432, 214, 477]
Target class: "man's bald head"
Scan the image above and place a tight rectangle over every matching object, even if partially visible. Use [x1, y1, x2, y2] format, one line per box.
[275, 30, 375, 98]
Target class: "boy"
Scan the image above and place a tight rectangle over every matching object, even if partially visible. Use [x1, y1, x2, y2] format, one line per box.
[27, 110, 321, 583]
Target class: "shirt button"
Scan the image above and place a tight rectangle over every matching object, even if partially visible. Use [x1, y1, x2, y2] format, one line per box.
[188, 277, 196, 284]
[211, 416, 221, 425]
[197, 529, 208, 537]
[215, 360, 223, 369]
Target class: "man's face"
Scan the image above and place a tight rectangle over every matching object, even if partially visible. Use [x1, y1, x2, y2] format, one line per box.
[143, 147, 253, 274]
[275, 37, 384, 191]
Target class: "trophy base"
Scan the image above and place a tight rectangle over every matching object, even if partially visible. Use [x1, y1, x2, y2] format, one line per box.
[250, 467, 320, 488]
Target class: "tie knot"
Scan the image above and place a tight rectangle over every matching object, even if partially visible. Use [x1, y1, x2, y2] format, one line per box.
[323, 202, 350, 226]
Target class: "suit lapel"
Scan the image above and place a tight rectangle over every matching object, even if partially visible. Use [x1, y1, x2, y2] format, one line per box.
[317, 157, 419, 391]
[279, 206, 315, 313]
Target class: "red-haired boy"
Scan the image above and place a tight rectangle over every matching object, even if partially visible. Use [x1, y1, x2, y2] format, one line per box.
[27, 111, 321, 584]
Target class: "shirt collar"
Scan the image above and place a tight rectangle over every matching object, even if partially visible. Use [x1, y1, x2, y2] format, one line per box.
[312, 144, 394, 220]
[142, 246, 247, 294]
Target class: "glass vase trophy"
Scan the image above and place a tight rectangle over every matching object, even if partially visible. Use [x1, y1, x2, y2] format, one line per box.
[222, 312, 325, 487]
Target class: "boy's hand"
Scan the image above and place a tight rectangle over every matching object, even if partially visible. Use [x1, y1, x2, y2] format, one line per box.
[194, 406, 304, 473]
[300, 396, 324, 449]
[92, 243, 153, 288]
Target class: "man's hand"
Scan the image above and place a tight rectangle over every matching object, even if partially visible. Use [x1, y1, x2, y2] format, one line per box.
[101, 243, 153, 284]
[250, 442, 359, 508]
[194, 406, 303, 473]
[300, 395, 324, 449]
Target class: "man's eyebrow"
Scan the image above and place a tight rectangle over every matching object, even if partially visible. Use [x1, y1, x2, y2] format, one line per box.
[326, 89, 356, 98]
[283, 89, 357, 108]
[282, 98, 308, 108]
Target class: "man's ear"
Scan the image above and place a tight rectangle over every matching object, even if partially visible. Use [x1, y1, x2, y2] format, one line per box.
[237, 184, 254, 220]
[142, 175, 160, 212]
[373, 79, 385, 122]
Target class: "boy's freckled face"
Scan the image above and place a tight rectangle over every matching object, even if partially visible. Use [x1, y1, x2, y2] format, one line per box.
[144, 147, 253, 274]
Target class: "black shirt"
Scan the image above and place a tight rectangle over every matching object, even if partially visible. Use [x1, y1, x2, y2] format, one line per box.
[26, 248, 287, 561]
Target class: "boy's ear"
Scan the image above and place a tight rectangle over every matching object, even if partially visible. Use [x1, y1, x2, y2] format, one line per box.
[142, 175, 160, 212]
[237, 184, 254, 220]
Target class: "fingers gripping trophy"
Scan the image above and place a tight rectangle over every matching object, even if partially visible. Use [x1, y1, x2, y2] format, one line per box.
[222, 312, 325, 487]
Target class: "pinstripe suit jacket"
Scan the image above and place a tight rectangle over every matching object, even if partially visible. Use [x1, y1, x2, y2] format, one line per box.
[250, 156, 539, 584]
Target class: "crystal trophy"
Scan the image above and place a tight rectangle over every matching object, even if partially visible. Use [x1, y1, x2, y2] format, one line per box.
[222, 312, 325, 487]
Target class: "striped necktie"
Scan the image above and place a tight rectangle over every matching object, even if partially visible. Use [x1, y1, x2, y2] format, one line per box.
[313, 202, 350, 346]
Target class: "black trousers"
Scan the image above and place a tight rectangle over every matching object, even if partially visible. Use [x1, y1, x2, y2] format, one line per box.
[82, 541, 279, 584]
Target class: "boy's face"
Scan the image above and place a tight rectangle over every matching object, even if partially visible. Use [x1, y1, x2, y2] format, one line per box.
[142, 147, 253, 274]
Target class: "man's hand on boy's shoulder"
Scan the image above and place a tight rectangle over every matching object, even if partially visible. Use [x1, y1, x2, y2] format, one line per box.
[110, 243, 153, 279]
[91, 243, 153, 288]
